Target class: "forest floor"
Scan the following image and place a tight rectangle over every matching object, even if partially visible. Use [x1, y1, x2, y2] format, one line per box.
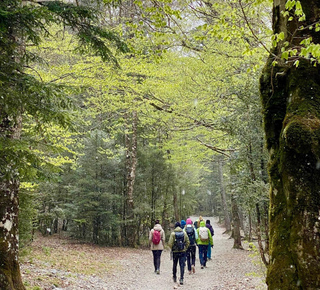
[20, 216, 267, 290]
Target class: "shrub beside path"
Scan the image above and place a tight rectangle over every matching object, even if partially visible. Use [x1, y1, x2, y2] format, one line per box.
[21, 216, 267, 289]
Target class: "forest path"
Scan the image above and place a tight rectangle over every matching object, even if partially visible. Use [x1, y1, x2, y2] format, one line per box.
[21, 216, 267, 290]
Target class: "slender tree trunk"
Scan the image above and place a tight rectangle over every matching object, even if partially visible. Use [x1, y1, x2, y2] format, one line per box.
[218, 159, 231, 231]
[161, 192, 168, 235]
[256, 203, 269, 266]
[260, 1, 320, 287]
[231, 195, 243, 249]
[124, 111, 138, 247]
[161, 170, 170, 238]
[248, 142, 269, 263]
[151, 164, 156, 223]
[173, 190, 179, 222]
[248, 211, 252, 241]
[263, 202, 269, 254]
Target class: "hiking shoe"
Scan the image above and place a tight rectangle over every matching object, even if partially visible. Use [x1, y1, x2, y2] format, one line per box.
[173, 277, 177, 283]
[192, 265, 195, 273]
[156, 269, 160, 274]
[180, 279, 183, 285]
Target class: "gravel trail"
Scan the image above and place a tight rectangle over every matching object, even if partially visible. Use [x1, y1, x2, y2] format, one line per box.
[104, 216, 267, 290]
[21, 216, 267, 290]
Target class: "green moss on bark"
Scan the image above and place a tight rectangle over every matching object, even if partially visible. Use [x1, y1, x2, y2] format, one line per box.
[260, 49, 320, 290]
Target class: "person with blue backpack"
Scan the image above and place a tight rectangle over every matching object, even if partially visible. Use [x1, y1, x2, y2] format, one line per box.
[168, 221, 190, 285]
[185, 218, 198, 274]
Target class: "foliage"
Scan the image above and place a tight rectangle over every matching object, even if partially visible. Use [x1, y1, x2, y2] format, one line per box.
[0, 0, 128, 183]
[2, 0, 274, 252]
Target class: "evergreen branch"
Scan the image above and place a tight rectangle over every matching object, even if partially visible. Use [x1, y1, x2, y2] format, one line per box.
[39, 1, 130, 65]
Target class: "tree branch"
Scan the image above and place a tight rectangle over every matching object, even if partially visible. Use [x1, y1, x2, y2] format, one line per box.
[196, 137, 235, 157]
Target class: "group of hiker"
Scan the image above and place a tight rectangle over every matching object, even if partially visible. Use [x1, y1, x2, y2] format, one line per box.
[149, 216, 214, 285]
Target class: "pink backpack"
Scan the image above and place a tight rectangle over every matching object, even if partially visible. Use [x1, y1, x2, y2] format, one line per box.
[152, 230, 161, 245]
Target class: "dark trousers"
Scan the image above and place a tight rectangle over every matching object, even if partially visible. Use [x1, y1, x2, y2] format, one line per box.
[207, 242, 212, 259]
[172, 251, 186, 279]
[186, 245, 196, 271]
[152, 250, 162, 271]
[198, 244, 208, 267]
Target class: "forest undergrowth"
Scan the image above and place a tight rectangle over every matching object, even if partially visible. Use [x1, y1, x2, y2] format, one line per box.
[20, 217, 267, 290]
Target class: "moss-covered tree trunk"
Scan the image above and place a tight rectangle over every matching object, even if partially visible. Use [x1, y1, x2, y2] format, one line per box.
[260, 1, 320, 288]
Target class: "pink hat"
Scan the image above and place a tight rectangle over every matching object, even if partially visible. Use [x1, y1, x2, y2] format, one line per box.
[186, 218, 193, 225]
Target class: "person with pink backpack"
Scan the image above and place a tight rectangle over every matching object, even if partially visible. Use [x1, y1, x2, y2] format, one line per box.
[149, 219, 165, 274]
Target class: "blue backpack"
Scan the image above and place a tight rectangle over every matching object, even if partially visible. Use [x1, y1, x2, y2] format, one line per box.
[174, 231, 185, 251]
[186, 226, 196, 245]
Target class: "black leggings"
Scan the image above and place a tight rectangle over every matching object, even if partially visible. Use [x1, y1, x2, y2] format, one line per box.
[152, 250, 162, 271]
[186, 245, 196, 271]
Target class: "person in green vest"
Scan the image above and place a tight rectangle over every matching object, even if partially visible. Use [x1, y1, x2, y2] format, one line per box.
[196, 220, 213, 269]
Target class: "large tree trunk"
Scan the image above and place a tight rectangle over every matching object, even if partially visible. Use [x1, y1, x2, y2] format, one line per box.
[0, 180, 25, 289]
[0, 117, 25, 289]
[260, 1, 320, 288]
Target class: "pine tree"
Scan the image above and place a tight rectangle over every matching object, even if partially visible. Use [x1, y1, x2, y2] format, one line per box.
[0, 0, 127, 287]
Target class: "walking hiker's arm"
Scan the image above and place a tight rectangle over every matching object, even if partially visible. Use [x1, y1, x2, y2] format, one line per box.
[208, 229, 213, 246]
[149, 229, 153, 244]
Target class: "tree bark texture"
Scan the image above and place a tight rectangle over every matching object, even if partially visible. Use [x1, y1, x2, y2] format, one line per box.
[260, 1, 320, 288]
[0, 181, 25, 289]
[231, 195, 243, 249]
[0, 117, 25, 289]
[218, 159, 231, 231]
[124, 111, 138, 247]
[173, 190, 179, 222]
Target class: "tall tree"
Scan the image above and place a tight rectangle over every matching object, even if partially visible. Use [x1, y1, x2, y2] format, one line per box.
[260, 0, 320, 288]
[123, 111, 138, 246]
[0, 0, 127, 288]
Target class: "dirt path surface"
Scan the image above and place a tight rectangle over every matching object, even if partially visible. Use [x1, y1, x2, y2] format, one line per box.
[21, 217, 267, 290]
